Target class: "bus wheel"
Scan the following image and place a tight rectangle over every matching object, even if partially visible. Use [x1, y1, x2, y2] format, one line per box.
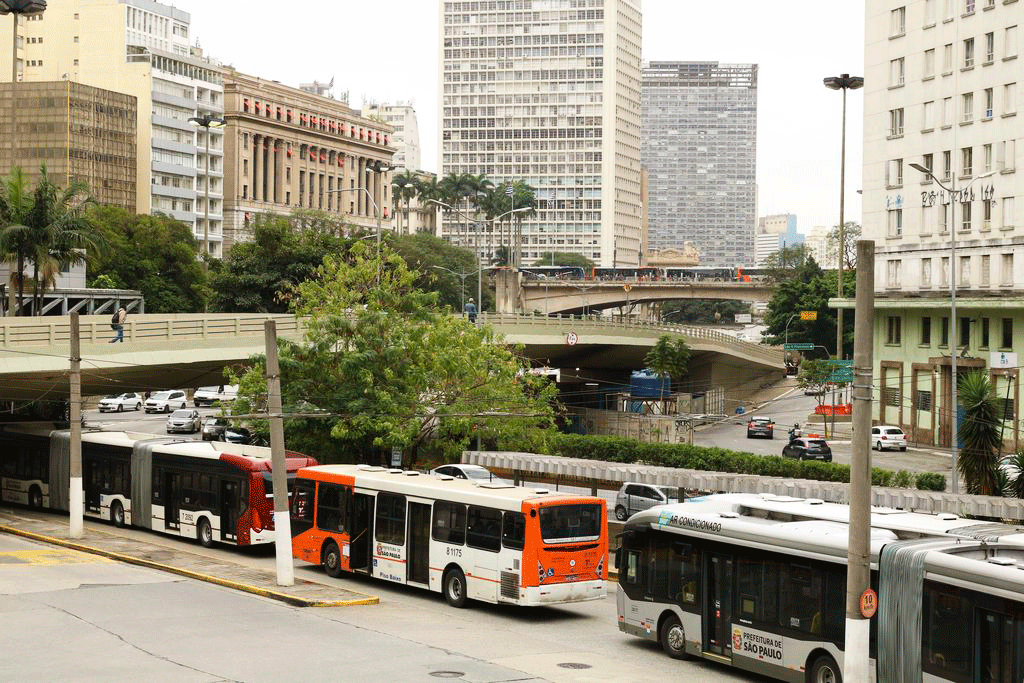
[111, 500, 125, 528]
[28, 486, 42, 509]
[322, 541, 343, 578]
[197, 518, 213, 548]
[659, 615, 688, 659]
[443, 567, 468, 608]
[810, 654, 842, 683]
[615, 505, 628, 521]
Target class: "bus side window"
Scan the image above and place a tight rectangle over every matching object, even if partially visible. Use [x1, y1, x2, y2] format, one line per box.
[290, 479, 315, 523]
[467, 506, 501, 552]
[502, 511, 525, 551]
[375, 492, 406, 546]
[317, 482, 345, 533]
[778, 564, 823, 634]
[432, 501, 466, 545]
[625, 550, 641, 585]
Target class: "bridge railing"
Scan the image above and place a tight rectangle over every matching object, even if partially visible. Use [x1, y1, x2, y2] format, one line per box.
[0, 313, 303, 347]
[480, 312, 783, 366]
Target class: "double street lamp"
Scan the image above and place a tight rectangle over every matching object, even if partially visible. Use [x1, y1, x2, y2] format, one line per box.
[909, 163, 997, 494]
[823, 73, 864, 358]
[188, 114, 225, 270]
[432, 265, 475, 312]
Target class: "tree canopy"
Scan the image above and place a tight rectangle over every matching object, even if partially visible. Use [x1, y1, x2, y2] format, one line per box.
[762, 257, 854, 357]
[229, 242, 558, 465]
[86, 205, 206, 313]
[644, 335, 691, 392]
[532, 251, 594, 269]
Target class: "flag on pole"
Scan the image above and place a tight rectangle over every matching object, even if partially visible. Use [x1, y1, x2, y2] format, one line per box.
[505, 185, 514, 197]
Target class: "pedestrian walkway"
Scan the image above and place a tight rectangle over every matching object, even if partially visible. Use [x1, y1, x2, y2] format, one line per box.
[0, 507, 378, 608]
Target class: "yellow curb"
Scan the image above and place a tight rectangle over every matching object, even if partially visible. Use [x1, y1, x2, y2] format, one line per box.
[0, 524, 378, 607]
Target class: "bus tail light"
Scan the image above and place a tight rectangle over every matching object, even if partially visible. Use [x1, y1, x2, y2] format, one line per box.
[596, 554, 605, 578]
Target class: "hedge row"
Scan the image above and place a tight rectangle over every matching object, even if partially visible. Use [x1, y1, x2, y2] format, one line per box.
[548, 433, 947, 492]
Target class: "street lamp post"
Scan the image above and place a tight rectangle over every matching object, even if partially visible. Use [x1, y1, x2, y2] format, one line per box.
[909, 164, 997, 494]
[432, 265, 474, 312]
[188, 114, 225, 269]
[823, 73, 864, 359]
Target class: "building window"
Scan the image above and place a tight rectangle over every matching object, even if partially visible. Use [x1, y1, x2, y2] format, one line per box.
[983, 199, 994, 230]
[985, 32, 995, 63]
[961, 146, 973, 175]
[1007, 26, 1018, 59]
[918, 389, 933, 411]
[889, 108, 905, 136]
[943, 149, 952, 179]
[1002, 318, 1014, 348]
[888, 158, 903, 186]
[999, 139, 1016, 171]
[943, 43, 954, 72]
[965, 0, 976, 13]
[984, 143, 993, 171]
[962, 92, 974, 122]
[921, 316, 932, 345]
[1002, 252, 1014, 284]
[981, 254, 991, 283]
[984, 88, 994, 117]
[888, 209, 904, 236]
[964, 38, 975, 67]
[942, 97, 953, 127]
[959, 255, 971, 284]
[922, 101, 935, 130]
[959, 317, 971, 348]
[940, 316, 949, 347]
[890, 57, 905, 86]
[922, 257, 933, 287]
[981, 317, 990, 347]
[924, 49, 936, 78]
[1004, 82, 1017, 115]
[938, 203, 949, 234]
[887, 259, 902, 286]
[887, 316, 902, 344]
[941, 257, 950, 286]
[925, 0, 937, 23]
[922, 152, 934, 175]
[1003, 197, 1016, 228]
[891, 6, 906, 36]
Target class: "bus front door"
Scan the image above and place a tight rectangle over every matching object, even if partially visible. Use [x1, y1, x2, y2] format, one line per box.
[406, 502, 431, 585]
[349, 492, 374, 573]
[163, 472, 180, 530]
[220, 480, 238, 542]
[704, 553, 734, 657]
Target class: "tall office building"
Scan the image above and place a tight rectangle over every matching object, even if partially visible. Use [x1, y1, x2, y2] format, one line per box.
[363, 101, 421, 172]
[754, 213, 802, 266]
[0, 1, 226, 257]
[642, 62, 758, 268]
[439, 0, 643, 267]
[864, 0, 1023, 449]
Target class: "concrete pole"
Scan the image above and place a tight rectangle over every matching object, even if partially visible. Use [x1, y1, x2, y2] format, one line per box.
[264, 320, 294, 586]
[7, 17, 17, 317]
[202, 125, 210, 268]
[835, 85, 849, 359]
[69, 311, 83, 538]
[844, 240, 874, 681]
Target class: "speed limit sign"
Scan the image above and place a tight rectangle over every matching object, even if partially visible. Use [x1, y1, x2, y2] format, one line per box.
[566, 331, 578, 346]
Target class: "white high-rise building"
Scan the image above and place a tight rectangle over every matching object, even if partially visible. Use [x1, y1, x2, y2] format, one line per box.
[0, 0, 225, 257]
[864, 0, 1023, 450]
[439, 0, 643, 267]
[363, 101, 421, 172]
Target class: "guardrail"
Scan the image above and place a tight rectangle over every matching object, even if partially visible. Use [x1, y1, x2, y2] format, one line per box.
[0, 313, 304, 347]
[467, 451, 1024, 522]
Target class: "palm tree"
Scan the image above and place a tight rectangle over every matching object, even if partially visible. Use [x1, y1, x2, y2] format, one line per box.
[25, 168, 99, 314]
[0, 167, 35, 316]
[391, 170, 419, 235]
[416, 177, 442, 235]
[644, 335, 691, 395]
[957, 371, 1003, 496]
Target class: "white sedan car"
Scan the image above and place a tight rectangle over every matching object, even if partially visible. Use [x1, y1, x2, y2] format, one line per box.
[98, 392, 144, 413]
[871, 425, 908, 451]
[166, 409, 202, 434]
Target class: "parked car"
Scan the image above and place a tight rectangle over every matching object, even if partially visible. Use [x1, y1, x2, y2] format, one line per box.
[201, 416, 229, 441]
[430, 463, 510, 485]
[614, 482, 680, 521]
[98, 392, 143, 413]
[746, 416, 774, 439]
[222, 426, 254, 444]
[144, 390, 188, 413]
[782, 438, 833, 462]
[166, 408, 202, 434]
[871, 425, 907, 451]
[193, 384, 239, 407]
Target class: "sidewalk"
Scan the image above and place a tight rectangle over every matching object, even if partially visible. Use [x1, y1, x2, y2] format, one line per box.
[0, 507, 378, 608]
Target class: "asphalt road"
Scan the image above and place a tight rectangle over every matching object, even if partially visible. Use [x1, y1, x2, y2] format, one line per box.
[85, 404, 222, 440]
[0, 526, 770, 683]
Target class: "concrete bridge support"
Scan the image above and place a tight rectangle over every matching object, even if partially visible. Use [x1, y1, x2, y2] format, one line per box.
[494, 269, 523, 314]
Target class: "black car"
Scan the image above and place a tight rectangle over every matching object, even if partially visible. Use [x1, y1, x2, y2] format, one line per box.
[782, 438, 833, 462]
[746, 416, 774, 439]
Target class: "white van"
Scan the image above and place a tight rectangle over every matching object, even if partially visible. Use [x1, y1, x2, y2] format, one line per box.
[193, 385, 239, 407]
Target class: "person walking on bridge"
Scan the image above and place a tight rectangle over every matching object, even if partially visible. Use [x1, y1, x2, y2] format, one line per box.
[464, 297, 477, 324]
[109, 307, 126, 343]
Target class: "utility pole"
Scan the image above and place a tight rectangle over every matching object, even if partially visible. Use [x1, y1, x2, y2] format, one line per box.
[845, 240, 874, 680]
[69, 311, 83, 538]
[265, 320, 294, 586]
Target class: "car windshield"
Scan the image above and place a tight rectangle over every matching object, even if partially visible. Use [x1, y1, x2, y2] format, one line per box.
[102, 395, 119, 400]
[204, 418, 228, 426]
[539, 503, 603, 543]
[170, 410, 193, 418]
[198, 386, 219, 392]
[656, 486, 679, 500]
[462, 467, 497, 480]
[149, 392, 172, 400]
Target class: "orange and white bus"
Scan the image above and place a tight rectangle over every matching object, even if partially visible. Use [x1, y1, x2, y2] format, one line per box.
[290, 464, 608, 607]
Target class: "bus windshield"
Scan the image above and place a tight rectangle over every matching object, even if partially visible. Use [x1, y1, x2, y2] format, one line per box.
[539, 503, 603, 544]
[261, 472, 297, 497]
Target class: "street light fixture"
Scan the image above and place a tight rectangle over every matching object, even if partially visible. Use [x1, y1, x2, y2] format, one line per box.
[909, 163, 997, 494]
[188, 114, 225, 270]
[823, 73, 864, 358]
[432, 265, 475, 312]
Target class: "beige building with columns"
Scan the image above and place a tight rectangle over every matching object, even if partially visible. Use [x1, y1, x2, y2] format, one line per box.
[221, 70, 395, 251]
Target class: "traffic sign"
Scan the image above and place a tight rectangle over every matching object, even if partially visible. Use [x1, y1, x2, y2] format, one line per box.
[566, 331, 578, 346]
[800, 310, 818, 321]
[784, 343, 814, 350]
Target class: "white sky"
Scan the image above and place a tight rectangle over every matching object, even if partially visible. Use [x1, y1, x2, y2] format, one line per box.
[176, 0, 865, 234]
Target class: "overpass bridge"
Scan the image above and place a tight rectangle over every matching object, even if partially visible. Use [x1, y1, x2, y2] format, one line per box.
[0, 313, 783, 406]
[495, 270, 775, 315]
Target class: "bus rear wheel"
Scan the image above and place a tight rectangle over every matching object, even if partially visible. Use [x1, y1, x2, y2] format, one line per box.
[111, 500, 125, 528]
[197, 517, 213, 548]
[443, 567, 467, 608]
[322, 541, 343, 578]
[659, 614, 688, 659]
[810, 654, 842, 683]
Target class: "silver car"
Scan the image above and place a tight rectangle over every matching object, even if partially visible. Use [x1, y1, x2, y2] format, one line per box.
[166, 408, 202, 434]
[614, 482, 679, 521]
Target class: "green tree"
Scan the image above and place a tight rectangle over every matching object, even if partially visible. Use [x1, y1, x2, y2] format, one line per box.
[827, 221, 862, 270]
[86, 205, 207, 313]
[763, 257, 854, 357]
[957, 371, 1003, 496]
[661, 300, 748, 325]
[796, 359, 843, 410]
[644, 335, 691, 393]
[209, 212, 353, 313]
[392, 170, 419, 235]
[0, 167, 35, 315]
[532, 251, 594, 270]
[761, 244, 815, 282]
[230, 242, 558, 464]
[390, 231, 491, 312]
